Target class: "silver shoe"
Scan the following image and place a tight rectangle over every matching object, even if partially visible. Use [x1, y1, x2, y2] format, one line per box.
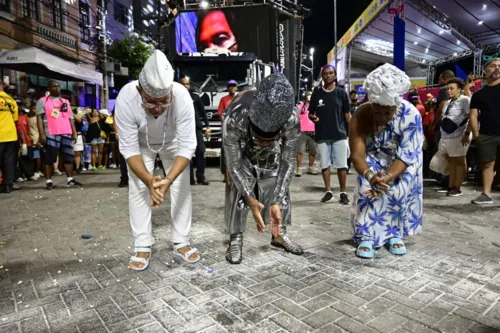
[226, 233, 243, 264]
[271, 234, 304, 255]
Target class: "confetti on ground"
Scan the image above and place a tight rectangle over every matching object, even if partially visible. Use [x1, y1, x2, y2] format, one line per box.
[0, 266, 3, 269]
[81, 234, 92, 239]
[17, 281, 22, 284]
[34, 249, 38, 252]
[1, 318, 7, 321]
[57, 271, 61, 274]
[207, 269, 214, 274]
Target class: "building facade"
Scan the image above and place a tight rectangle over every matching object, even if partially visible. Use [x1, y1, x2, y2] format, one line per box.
[0, 0, 102, 106]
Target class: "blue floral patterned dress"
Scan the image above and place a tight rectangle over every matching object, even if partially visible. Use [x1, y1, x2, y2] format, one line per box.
[350, 100, 424, 247]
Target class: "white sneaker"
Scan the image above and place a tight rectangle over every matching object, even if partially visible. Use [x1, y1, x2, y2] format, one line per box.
[30, 175, 39, 181]
[16, 177, 24, 183]
[81, 167, 87, 172]
[110, 164, 117, 169]
[54, 169, 63, 176]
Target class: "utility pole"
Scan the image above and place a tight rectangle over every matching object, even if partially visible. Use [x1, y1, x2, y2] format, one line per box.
[98, 0, 109, 109]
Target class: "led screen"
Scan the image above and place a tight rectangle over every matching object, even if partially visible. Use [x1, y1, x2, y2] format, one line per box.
[175, 7, 272, 62]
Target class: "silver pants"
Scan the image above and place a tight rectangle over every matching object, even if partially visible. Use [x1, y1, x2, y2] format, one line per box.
[225, 173, 291, 235]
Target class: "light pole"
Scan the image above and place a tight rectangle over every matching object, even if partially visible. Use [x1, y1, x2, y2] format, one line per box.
[310, 47, 314, 89]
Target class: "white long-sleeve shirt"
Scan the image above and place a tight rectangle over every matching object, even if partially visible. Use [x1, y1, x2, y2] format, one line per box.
[115, 81, 196, 160]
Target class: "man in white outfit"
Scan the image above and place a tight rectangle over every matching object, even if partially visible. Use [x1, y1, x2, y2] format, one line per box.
[115, 50, 199, 271]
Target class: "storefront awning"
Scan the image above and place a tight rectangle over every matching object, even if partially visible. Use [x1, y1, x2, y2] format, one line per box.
[0, 47, 103, 85]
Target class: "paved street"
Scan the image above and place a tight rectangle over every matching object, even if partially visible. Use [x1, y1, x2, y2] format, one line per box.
[1, 167, 500, 333]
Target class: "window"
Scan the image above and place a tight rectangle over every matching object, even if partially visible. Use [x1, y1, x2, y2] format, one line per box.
[0, 0, 10, 12]
[79, 1, 91, 43]
[22, 0, 39, 20]
[49, 0, 64, 30]
[114, 2, 128, 26]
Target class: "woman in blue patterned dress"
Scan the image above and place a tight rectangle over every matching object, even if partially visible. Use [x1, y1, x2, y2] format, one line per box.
[349, 64, 424, 258]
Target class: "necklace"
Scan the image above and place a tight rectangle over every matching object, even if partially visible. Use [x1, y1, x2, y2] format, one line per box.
[145, 115, 167, 153]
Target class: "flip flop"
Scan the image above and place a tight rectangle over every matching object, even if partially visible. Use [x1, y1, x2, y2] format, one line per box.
[388, 237, 407, 255]
[173, 242, 201, 263]
[129, 247, 151, 271]
[356, 241, 375, 259]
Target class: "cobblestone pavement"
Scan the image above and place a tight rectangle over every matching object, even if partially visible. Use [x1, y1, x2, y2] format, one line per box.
[1, 167, 500, 333]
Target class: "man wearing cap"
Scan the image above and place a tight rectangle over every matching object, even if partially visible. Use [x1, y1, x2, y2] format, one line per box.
[223, 73, 304, 264]
[218, 80, 238, 182]
[115, 50, 199, 271]
[22, 88, 36, 107]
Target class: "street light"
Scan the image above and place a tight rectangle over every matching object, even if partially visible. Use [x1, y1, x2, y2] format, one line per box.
[309, 48, 314, 86]
[310, 48, 315, 55]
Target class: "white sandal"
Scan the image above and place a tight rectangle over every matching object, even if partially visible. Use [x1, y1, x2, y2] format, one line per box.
[173, 242, 201, 263]
[129, 247, 151, 271]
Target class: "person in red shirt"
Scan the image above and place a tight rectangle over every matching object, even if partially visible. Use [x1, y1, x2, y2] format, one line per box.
[16, 105, 36, 180]
[218, 80, 238, 182]
[217, 80, 238, 119]
[408, 91, 426, 119]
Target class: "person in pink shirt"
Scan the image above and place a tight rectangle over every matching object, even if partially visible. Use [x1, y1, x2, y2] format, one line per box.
[295, 91, 318, 176]
[36, 80, 81, 190]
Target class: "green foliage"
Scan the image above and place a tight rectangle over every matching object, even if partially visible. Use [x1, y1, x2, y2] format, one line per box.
[108, 35, 153, 79]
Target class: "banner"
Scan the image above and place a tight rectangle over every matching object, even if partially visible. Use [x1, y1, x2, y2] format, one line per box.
[274, 13, 297, 97]
[328, 0, 390, 63]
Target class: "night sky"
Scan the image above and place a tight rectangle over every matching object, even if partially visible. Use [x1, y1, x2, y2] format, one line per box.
[300, 0, 373, 77]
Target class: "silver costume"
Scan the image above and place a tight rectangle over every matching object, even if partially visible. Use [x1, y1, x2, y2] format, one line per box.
[223, 89, 303, 263]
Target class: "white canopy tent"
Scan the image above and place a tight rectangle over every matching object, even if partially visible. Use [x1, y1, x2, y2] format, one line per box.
[0, 47, 103, 85]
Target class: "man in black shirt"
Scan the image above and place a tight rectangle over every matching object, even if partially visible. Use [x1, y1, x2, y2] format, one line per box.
[180, 77, 211, 185]
[469, 58, 500, 204]
[309, 65, 351, 204]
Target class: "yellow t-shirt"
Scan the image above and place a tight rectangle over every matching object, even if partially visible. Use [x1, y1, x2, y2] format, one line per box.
[0, 91, 18, 142]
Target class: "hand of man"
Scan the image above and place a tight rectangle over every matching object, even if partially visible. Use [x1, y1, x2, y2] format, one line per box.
[147, 176, 164, 207]
[115, 133, 119, 141]
[269, 204, 282, 238]
[204, 128, 211, 138]
[247, 197, 266, 233]
[72, 133, 77, 144]
[461, 134, 470, 146]
[472, 132, 479, 140]
[21, 144, 28, 156]
[39, 134, 46, 146]
[313, 116, 320, 123]
[153, 177, 173, 196]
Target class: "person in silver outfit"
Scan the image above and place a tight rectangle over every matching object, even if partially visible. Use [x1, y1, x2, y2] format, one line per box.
[223, 73, 304, 264]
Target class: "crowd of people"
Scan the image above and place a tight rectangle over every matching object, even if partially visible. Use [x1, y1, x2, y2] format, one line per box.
[0, 80, 129, 193]
[1, 50, 498, 265]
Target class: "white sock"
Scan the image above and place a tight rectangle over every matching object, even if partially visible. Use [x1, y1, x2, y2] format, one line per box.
[46, 179, 52, 184]
[340, 192, 347, 195]
[67, 177, 73, 182]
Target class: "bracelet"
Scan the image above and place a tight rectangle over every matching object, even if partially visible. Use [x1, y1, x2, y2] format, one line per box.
[362, 168, 372, 178]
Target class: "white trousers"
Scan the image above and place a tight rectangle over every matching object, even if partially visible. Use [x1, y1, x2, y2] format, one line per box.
[128, 149, 192, 247]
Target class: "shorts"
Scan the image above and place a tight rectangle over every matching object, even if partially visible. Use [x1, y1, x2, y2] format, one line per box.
[90, 138, 105, 145]
[297, 132, 317, 155]
[438, 136, 470, 157]
[317, 139, 348, 170]
[73, 134, 84, 152]
[475, 135, 500, 164]
[43, 135, 75, 164]
[32, 148, 40, 159]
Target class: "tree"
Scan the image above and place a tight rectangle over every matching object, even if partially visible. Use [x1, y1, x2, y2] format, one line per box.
[107, 35, 154, 79]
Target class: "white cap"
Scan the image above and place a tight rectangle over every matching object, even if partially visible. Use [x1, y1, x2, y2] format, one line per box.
[138, 50, 174, 98]
[99, 108, 110, 116]
[363, 63, 411, 107]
